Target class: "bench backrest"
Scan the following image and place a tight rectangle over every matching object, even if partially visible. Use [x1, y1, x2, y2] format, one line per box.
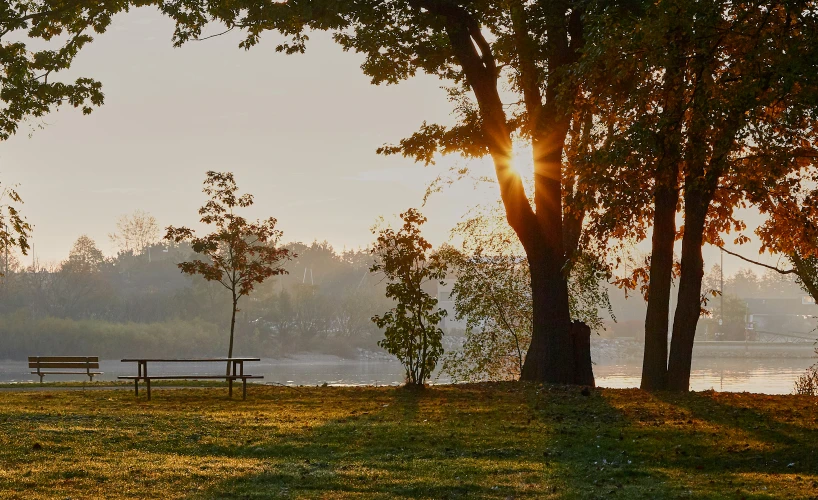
[28, 356, 100, 370]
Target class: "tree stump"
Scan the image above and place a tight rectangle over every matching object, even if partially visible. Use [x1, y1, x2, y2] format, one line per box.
[571, 320, 595, 387]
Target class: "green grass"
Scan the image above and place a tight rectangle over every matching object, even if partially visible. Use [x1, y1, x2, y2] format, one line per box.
[0, 384, 815, 499]
[0, 380, 250, 389]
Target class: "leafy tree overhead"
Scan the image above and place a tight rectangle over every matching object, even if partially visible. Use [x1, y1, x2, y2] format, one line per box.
[581, 0, 818, 391]
[578, 0, 690, 391]
[370, 208, 447, 387]
[158, 0, 604, 384]
[665, 0, 818, 392]
[165, 171, 291, 372]
[0, 0, 149, 140]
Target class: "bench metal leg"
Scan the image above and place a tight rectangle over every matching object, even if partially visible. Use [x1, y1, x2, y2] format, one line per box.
[134, 379, 139, 396]
[146, 378, 151, 401]
[39, 374, 44, 384]
[228, 378, 233, 398]
[243, 378, 247, 400]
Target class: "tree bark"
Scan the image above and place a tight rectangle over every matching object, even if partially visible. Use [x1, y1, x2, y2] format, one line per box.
[665, 70, 742, 391]
[571, 320, 595, 386]
[522, 239, 574, 382]
[640, 184, 678, 391]
[227, 294, 237, 376]
[666, 198, 708, 391]
[521, 138, 574, 384]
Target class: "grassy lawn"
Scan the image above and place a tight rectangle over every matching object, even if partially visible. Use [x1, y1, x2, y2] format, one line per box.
[0, 383, 815, 499]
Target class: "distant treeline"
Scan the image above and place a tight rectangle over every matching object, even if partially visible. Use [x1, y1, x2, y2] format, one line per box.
[0, 238, 391, 359]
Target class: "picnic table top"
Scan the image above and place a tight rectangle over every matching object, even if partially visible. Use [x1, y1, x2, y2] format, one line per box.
[120, 358, 261, 363]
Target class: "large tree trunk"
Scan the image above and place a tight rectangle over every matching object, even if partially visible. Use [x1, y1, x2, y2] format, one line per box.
[522, 241, 574, 383]
[640, 184, 678, 391]
[520, 137, 574, 383]
[666, 200, 708, 391]
[432, 1, 583, 384]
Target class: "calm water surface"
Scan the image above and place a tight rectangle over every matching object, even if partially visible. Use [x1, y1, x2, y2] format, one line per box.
[2, 355, 815, 394]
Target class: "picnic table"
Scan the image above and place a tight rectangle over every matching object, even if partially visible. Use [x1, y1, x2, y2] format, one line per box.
[119, 358, 263, 400]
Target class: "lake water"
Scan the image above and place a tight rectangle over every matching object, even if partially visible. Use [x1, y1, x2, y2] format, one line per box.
[4, 354, 815, 394]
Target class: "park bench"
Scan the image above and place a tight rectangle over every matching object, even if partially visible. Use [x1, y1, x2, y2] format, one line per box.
[118, 358, 263, 400]
[29, 356, 102, 383]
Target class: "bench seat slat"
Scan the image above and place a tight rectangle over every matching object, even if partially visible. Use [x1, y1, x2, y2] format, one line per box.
[31, 371, 102, 375]
[28, 362, 100, 369]
[29, 356, 99, 363]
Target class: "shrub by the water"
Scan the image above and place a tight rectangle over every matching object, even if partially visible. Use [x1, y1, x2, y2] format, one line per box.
[794, 350, 818, 396]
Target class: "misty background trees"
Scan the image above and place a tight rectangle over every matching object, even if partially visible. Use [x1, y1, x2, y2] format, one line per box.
[0, 217, 393, 359]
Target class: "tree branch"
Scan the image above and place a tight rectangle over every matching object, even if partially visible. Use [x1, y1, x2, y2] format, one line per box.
[195, 26, 235, 41]
[717, 245, 796, 274]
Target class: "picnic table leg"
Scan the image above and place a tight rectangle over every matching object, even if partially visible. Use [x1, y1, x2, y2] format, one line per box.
[135, 362, 143, 396]
[144, 362, 150, 400]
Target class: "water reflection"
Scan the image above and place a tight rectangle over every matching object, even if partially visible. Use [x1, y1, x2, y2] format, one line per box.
[595, 357, 816, 394]
[0, 356, 814, 395]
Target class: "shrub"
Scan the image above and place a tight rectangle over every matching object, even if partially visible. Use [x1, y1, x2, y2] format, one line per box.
[794, 352, 818, 396]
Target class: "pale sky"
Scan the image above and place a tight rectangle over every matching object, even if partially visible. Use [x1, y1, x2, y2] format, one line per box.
[0, 7, 785, 277]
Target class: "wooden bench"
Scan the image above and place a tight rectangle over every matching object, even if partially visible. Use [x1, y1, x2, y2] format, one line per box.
[118, 358, 263, 400]
[29, 356, 102, 383]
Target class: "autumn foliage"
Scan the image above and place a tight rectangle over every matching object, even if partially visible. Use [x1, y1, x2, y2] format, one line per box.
[165, 171, 291, 366]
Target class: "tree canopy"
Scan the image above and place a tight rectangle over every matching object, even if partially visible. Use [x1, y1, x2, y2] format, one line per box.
[0, 1, 150, 140]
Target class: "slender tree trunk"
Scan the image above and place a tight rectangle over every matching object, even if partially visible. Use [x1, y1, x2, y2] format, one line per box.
[227, 293, 237, 376]
[667, 200, 708, 391]
[640, 184, 678, 391]
[638, 22, 686, 391]
[665, 72, 741, 391]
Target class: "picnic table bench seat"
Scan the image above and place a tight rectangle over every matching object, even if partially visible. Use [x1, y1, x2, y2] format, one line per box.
[29, 356, 102, 383]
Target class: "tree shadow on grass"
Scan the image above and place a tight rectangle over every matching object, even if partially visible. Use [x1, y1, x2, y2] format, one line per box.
[24, 384, 809, 499]
[183, 385, 532, 499]
[568, 388, 818, 499]
[181, 383, 706, 499]
[651, 391, 818, 476]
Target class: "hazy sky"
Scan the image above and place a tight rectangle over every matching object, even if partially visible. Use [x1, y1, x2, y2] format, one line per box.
[0, 7, 788, 277]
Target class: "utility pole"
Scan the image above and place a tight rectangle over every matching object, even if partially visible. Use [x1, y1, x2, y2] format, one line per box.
[3, 222, 8, 277]
[719, 247, 724, 333]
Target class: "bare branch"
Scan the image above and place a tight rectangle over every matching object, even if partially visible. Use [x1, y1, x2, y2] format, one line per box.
[717, 245, 796, 275]
[195, 26, 235, 42]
